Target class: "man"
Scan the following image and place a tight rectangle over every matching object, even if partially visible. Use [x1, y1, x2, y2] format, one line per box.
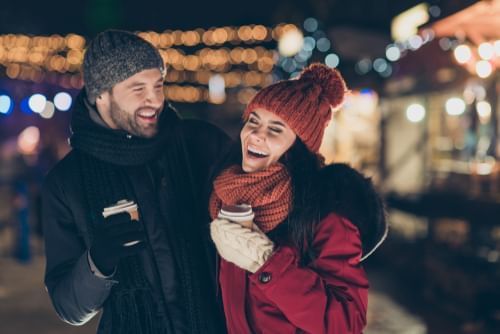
[42, 30, 228, 333]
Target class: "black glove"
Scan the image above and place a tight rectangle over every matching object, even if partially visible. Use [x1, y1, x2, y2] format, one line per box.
[89, 212, 146, 276]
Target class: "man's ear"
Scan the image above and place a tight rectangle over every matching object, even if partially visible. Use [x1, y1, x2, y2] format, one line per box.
[95, 91, 110, 113]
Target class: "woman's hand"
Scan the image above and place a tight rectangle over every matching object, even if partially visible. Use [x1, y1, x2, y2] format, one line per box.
[210, 218, 274, 273]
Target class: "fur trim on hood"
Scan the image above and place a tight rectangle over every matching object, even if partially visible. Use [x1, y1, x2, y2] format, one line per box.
[319, 163, 388, 261]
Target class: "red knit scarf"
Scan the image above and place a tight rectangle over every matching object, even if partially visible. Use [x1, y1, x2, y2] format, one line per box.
[209, 163, 292, 232]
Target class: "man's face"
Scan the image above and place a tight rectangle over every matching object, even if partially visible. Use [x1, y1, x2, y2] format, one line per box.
[96, 68, 165, 138]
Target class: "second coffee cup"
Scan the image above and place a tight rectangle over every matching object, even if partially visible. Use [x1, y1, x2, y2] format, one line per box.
[218, 204, 255, 230]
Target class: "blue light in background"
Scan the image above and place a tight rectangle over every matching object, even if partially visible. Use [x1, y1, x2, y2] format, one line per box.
[0, 94, 14, 115]
[20, 97, 32, 114]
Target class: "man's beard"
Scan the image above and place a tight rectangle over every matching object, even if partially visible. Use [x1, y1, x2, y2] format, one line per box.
[108, 97, 162, 138]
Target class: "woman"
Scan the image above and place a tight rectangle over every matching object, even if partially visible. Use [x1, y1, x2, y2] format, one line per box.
[209, 63, 387, 334]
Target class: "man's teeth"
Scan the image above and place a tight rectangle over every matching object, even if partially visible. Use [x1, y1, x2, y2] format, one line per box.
[138, 111, 156, 117]
[248, 146, 269, 157]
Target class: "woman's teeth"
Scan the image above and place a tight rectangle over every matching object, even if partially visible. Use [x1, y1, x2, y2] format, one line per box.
[248, 146, 269, 158]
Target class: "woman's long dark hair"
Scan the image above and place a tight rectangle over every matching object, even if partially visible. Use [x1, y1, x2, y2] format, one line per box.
[209, 137, 323, 266]
[281, 139, 323, 265]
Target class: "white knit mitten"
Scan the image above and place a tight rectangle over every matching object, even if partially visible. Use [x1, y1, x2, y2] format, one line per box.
[210, 218, 274, 273]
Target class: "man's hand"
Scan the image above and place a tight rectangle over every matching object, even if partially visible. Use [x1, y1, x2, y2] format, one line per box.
[89, 212, 146, 276]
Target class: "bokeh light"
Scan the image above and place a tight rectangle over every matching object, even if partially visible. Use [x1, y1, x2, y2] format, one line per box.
[406, 103, 426, 123]
[53, 92, 72, 111]
[0, 94, 14, 114]
[17, 126, 40, 155]
[39, 101, 55, 119]
[278, 28, 303, 57]
[386, 45, 401, 61]
[303, 18, 318, 32]
[453, 45, 472, 64]
[28, 93, 47, 113]
[478, 42, 494, 60]
[445, 97, 466, 116]
[475, 60, 493, 78]
[325, 53, 340, 68]
[316, 37, 331, 52]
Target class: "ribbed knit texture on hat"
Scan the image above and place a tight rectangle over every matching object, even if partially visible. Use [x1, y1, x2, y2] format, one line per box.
[243, 63, 347, 153]
[209, 163, 292, 232]
[83, 29, 165, 104]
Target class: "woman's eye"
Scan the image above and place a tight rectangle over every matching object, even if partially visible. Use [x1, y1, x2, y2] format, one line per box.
[269, 127, 282, 134]
[248, 118, 258, 125]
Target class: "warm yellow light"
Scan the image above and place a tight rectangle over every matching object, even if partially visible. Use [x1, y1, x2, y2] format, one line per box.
[391, 3, 429, 41]
[257, 56, 274, 72]
[252, 25, 268, 40]
[237, 88, 257, 104]
[224, 72, 241, 87]
[66, 34, 86, 50]
[17, 126, 40, 155]
[243, 71, 262, 86]
[241, 49, 257, 64]
[278, 28, 303, 57]
[173, 30, 183, 46]
[202, 30, 214, 45]
[230, 48, 243, 63]
[66, 49, 82, 65]
[453, 44, 472, 64]
[212, 28, 228, 44]
[6, 64, 20, 78]
[159, 33, 174, 48]
[183, 55, 201, 71]
[238, 26, 253, 41]
[181, 31, 201, 46]
[29, 52, 44, 65]
[0, 24, 288, 87]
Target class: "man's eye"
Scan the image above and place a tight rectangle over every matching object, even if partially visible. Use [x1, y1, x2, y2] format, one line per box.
[248, 118, 258, 125]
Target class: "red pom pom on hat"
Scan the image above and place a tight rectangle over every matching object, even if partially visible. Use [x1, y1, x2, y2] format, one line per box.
[299, 63, 347, 109]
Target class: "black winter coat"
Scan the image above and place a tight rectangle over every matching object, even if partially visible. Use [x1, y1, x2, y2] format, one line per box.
[42, 111, 229, 333]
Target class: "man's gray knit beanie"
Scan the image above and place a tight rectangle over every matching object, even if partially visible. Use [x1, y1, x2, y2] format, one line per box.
[83, 29, 165, 104]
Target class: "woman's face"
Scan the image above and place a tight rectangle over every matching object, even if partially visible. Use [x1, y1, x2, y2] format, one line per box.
[240, 108, 297, 173]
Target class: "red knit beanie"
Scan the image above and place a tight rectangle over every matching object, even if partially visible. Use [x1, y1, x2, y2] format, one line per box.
[243, 63, 347, 153]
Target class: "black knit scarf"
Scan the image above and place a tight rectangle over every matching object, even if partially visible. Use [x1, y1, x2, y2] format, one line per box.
[69, 92, 213, 333]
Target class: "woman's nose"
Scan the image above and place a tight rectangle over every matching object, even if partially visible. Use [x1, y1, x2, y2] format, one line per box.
[251, 127, 266, 141]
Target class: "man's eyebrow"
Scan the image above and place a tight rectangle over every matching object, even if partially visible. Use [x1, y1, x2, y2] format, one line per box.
[126, 81, 146, 89]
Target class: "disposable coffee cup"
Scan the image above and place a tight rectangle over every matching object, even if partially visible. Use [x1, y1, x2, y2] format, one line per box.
[218, 204, 254, 230]
[102, 199, 139, 220]
[102, 199, 140, 247]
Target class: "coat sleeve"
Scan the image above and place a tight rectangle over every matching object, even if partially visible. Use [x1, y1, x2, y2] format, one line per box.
[248, 213, 369, 334]
[42, 172, 117, 325]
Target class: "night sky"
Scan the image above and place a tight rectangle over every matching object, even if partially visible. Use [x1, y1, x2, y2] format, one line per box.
[0, 0, 475, 37]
